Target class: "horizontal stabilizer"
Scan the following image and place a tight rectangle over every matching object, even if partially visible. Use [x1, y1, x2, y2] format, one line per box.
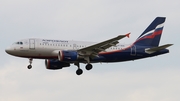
[145, 44, 173, 54]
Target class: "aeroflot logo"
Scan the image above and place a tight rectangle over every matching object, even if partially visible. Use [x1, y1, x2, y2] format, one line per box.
[137, 23, 164, 40]
[42, 39, 68, 43]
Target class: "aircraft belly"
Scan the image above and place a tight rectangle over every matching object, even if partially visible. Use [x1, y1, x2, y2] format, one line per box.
[99, 51, 138, 62]
[15, 49, 57, 59]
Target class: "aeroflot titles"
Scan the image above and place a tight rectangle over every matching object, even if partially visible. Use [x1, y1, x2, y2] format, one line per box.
[42, 39, 68, 43]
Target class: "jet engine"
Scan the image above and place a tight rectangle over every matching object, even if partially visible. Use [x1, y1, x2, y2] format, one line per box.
[58, 50, 78, 61]
[45, 59, 70, 70]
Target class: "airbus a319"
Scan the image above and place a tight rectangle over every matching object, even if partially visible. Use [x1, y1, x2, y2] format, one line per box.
[5, 17, 173, 75]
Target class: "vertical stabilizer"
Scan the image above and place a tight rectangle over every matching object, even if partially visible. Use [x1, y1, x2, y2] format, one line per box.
[135, 17, 166, 46]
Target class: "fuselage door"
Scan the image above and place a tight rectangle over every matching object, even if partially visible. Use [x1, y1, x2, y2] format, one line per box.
[29, 39, 35, 49]
[131, 45, 136, 56]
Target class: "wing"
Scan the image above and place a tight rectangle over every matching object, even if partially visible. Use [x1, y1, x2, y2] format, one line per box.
[77, 33, 130, 61]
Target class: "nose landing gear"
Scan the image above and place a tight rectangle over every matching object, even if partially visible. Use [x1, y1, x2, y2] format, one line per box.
[27, 65, 32, 69]
[27, 58, 33, 69]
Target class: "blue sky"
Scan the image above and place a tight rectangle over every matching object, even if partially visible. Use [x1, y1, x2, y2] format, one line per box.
[0, 0, 180, 101]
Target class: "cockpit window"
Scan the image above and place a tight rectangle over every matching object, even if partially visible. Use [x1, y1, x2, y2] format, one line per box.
[15, 42, 23, 45]
[20, 42, 23, 45]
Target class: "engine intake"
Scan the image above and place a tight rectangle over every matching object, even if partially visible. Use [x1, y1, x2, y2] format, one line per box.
[58, 50, 78, 61]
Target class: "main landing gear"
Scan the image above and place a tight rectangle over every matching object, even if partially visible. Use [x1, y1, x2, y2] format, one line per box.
[85, 64, 93, 70]
[74, 62, 93, 75]
[76, 68, 83, 75]
[27, 58, 33, 69]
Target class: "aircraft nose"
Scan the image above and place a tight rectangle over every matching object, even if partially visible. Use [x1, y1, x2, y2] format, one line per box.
[5, 47, 13, 54]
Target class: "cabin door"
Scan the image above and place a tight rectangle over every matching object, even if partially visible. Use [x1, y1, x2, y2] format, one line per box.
[73, 44, 77, 50]
[131, 45, 136, 56]
[29, 39, 35, 49]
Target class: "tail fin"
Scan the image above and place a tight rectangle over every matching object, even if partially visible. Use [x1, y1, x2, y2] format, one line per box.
[135, 17, 166, 46]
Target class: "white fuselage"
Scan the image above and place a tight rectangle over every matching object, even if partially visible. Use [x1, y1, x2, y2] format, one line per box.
[6, 38, 130, 59]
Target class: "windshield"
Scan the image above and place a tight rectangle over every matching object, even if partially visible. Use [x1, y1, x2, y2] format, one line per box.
[14, 42, 23, 45]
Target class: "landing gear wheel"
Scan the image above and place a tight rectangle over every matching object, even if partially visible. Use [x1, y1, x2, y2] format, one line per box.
[76, 69, 83, 75]
[85, 64, 93, 70]
[27, 58, 33, 69]
[27, 65, 32, 69]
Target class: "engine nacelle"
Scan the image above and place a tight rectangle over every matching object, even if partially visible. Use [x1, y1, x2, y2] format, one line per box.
[45, 59, 70, 70]
[58, 50, 78, 62]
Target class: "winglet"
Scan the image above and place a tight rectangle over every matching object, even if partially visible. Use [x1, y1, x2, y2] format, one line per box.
[126, 33, 130, 38]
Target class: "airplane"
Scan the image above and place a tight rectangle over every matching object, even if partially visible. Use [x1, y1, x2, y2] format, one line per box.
[5, 17, 173, 75]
